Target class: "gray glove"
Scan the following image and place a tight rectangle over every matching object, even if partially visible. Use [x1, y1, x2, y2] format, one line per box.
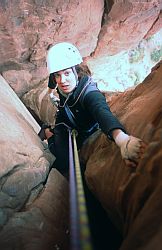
[115, 131, 142, 162]
[49, 93, 60, 108]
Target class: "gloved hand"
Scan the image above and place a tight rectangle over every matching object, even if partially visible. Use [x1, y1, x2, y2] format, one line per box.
[114, 131, 145, 166]
[49, 92, 60, 107]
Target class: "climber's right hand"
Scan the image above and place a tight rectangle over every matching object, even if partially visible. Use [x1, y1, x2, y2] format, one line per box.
[114, 131, 147, 167]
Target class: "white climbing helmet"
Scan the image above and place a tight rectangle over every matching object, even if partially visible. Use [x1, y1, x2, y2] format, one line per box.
[47, 42, 83, 74]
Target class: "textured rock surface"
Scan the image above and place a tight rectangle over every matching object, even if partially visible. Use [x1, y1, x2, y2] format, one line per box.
[94, 0, 162, 57]
[0, 0, 161, 96]
[0, 76, 69, 249]
[0, 1, 162, 249]
[21, 81, 57, 126]
[0, 169, 69, 250]
[80, 61, 162, 250]
[0, 0, 104, 96]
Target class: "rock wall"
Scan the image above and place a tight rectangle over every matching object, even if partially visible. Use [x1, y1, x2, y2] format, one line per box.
[0, 0, 161, 96]
[0, 76, 69, 250]
[80, 61, 162, 250]
[94, 0, 162, 57]
[21, 81, 58, 126]
[0, 1, 162, 249]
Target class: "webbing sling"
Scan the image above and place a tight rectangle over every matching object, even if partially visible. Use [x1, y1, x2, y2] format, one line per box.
[65, 104, 77, 128]
[69, 129, 93, 250]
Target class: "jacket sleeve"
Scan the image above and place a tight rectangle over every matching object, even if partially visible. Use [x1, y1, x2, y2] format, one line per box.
[83, 90, 126, 139]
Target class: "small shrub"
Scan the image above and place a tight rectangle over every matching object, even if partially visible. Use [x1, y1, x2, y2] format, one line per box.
[129, 71, 140, 86]
[128, 46, 145, 64]
[150, 47, 162, 62]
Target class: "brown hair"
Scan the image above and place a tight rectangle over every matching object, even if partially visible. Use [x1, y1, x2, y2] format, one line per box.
[75, 63, 91, 79]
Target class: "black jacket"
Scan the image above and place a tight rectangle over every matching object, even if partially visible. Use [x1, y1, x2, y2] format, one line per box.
[55, 76, 126, 139]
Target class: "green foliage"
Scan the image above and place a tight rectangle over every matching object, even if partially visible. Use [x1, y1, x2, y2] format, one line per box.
[145, 36, 152, 42]
[150, 47, 162, 62]
[128, 46, 145, 64]
[129, 71, 140, 86]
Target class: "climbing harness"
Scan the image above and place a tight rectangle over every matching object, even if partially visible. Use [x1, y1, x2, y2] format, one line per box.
[69, 129, 93, 250]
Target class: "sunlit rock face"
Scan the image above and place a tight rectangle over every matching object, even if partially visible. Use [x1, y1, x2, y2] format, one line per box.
[88, 29, 162, 92]
[80, 61, 162, 250]
[94, 0, 161, 57]
[0, 0, 161, 96]
[0, 76, 69, 250]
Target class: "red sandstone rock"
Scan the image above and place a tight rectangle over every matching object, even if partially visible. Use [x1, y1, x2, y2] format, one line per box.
[0, 0, 161, 96]
[80, 61, 162, 250]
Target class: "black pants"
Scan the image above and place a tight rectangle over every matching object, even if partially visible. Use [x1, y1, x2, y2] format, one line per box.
[48, 124, 90, 175]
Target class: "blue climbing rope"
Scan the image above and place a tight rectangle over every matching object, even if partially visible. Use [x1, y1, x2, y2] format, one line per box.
[69, 129, 93, 250]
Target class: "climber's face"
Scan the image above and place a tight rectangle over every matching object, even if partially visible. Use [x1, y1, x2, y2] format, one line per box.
[54, 68, 77, 94]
